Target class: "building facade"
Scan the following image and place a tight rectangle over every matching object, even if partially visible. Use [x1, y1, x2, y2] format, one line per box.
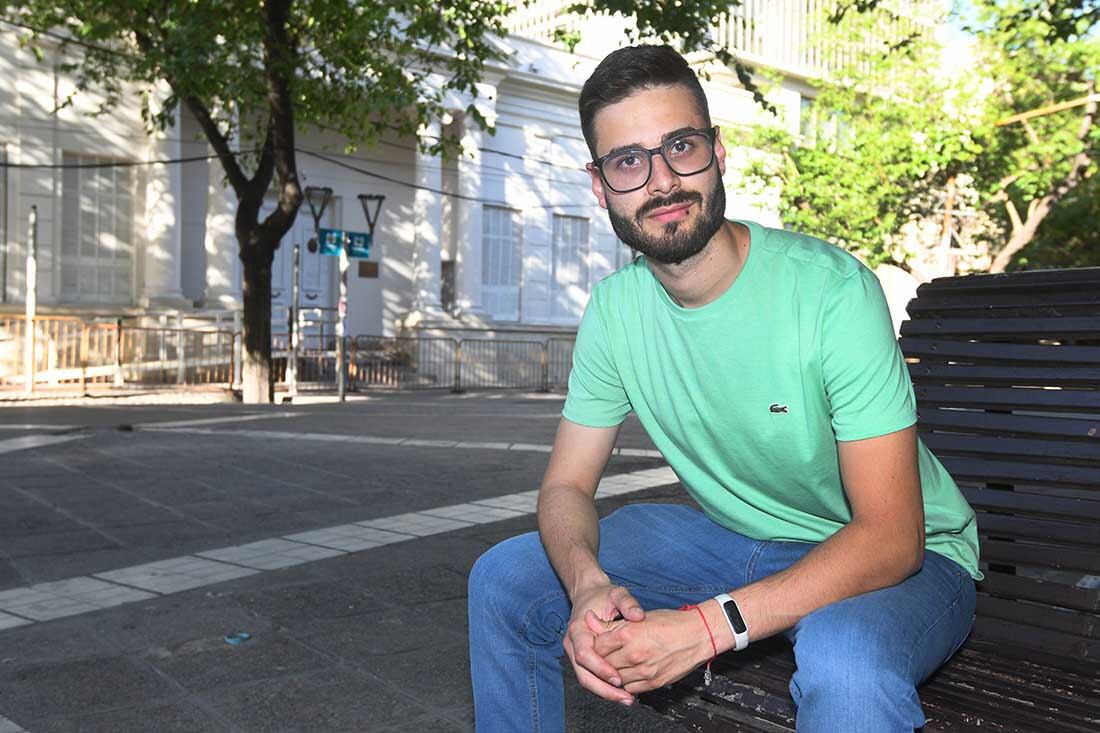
[0, 5, 930, 343]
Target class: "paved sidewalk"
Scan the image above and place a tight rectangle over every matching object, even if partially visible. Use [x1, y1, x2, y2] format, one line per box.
[0, 393, 694, 732]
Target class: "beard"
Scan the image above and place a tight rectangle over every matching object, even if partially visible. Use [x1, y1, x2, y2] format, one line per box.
[606, 173, 726, 266]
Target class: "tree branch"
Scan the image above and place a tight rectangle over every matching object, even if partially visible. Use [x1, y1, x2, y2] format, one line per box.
[183, 95, 248, 194]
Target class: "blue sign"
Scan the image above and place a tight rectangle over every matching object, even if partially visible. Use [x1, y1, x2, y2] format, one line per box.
[318, 228, 371, 259]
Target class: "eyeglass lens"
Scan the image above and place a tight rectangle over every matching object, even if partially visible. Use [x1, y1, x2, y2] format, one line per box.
[602, 133, 714, 192]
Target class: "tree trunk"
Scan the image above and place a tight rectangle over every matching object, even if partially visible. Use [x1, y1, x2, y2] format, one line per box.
[240, 243, 275, 404]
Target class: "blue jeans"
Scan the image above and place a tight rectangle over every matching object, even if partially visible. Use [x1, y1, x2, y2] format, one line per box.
[468, 504, 975, 732]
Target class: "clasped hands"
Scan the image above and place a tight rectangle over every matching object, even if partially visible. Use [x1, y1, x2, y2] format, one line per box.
[562, 584, 720, 705]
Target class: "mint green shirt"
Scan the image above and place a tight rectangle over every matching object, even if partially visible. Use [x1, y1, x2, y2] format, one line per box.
[563, 220, 981, 580]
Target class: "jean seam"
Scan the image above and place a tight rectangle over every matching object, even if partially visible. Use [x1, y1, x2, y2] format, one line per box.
[904, 568, 968, 682]
[744, 540, 768, 586]
[527, 645, 540, 733]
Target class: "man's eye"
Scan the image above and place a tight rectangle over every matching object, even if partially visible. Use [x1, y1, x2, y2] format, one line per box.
[615, 155, 641, 169]
[669, 140, 694, 156]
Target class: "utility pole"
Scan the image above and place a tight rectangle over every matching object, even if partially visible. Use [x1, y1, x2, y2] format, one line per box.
[939, 176, 957, 278]
[336, 234, 348, 402]
[287, 242, 300, 399]
[23, 205, 37, 395]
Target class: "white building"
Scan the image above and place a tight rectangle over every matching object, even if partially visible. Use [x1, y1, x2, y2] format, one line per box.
[0, 4, 930, 344]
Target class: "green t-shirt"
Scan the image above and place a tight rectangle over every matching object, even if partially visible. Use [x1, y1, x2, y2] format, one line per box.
[563, 219, 981, 580]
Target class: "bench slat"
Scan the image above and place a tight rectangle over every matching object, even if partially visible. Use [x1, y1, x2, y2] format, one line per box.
[980, 538, 1100, 574]
[972, 615, 1100, 662]
[976, 594, 1100, 639]
[961, 486, 1100, 522]
[901, 337, 1100, 364]
[940, 455, 1100, 489]
[909, 363, 1100, 387]
[916, 267, 1100, 292]
[921, 431, 1100, 463]
[914, 385, 1100, 412]
[978, 570, 1100, 613]
[974, 512, 1100, 546]
[907, 289, 1100, 314]
[917, 408, 1100, 439]
[902, 315, 1100, 339]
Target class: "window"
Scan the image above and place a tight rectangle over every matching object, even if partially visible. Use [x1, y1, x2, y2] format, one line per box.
[61, 154, 135, 303]
[482, 205, 522, 321]
[551, 214, 589, 321]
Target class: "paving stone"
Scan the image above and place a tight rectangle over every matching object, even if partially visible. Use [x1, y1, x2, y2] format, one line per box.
[27, 700, 226, 733]
[204, 668, 419, 730]
[198, 538, 345, 570]
[145, 632, 330, 692]
[95, 556, 258, 594]
[231, 579, 390, 626]
[283, 524, 413, 553]
[0, 655, 174, 719]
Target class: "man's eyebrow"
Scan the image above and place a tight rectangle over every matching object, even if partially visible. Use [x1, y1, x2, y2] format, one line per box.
[603, 127, 700, 157]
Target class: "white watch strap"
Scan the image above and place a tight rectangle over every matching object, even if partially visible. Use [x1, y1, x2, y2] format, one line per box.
[714, 593, 750, 651]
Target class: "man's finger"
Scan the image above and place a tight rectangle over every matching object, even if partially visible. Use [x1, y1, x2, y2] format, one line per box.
[585, 609, 611, 635]
[572, 661, 635, 705]
[593, 628, 627, 658]
[610, 586, 645, 621]
[572, 629, 625, 688]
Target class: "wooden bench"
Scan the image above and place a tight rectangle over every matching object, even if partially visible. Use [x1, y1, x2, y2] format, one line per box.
[643, 267, 1100, 732]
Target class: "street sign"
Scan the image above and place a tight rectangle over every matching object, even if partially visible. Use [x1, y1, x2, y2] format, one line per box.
[318, 228, 371, 259]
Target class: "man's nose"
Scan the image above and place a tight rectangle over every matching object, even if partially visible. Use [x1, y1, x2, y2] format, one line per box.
[646, 152, 681, 195]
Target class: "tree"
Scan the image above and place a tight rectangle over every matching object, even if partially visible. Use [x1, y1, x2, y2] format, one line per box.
[3, 0, 778, 403]
[737, 0, 1098, 275]
[3, 0, 512, 403]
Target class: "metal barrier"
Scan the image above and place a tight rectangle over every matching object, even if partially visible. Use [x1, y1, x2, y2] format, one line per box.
[0, 316, 235, 392]
[1, 314, 576, 395]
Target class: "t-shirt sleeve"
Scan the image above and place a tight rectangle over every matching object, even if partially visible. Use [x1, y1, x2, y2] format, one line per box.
[821, 266, 917, 442]
[561, 293, 632, 428]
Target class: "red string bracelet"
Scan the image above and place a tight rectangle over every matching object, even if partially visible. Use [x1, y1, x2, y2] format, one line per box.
[680, 603, 717, 685]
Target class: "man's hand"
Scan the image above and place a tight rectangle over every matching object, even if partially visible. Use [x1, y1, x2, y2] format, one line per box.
[562, 584, 645, 705]
[592, 608, 715, 695]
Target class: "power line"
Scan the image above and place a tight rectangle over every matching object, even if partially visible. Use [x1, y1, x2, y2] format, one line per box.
[300, 149, 598, 209]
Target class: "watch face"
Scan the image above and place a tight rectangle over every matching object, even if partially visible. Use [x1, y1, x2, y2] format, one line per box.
[723, 599, 748, 634]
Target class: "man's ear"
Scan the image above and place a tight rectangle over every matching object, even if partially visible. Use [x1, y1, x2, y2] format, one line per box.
[714, 127, 727, 177]
[587, 163, 609, 210]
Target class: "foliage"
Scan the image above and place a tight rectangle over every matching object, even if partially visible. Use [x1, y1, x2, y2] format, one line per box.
[737, 0, 1098, 274]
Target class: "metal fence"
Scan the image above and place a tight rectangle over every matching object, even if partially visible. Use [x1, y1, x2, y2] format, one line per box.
[1, 315, 576, 395]
[0, 316, 236, 393]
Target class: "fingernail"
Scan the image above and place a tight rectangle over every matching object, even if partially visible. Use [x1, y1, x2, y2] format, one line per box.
[610, 677, 621, 687]
[620, 698, 633, 706]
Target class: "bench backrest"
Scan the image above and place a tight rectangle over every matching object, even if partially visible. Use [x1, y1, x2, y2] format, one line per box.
[899, 267, 1100, 672]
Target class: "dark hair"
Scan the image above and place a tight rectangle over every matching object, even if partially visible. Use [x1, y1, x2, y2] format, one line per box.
[578, 45, 712, 159]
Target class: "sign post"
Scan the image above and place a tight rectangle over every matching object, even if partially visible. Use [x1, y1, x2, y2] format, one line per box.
[336, 234, 349, 401]
[288, 242, 301, 398]
[24, 205, 37, 395]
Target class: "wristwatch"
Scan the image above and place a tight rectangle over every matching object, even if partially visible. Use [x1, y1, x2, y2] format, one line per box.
[714, 593, 750, 651]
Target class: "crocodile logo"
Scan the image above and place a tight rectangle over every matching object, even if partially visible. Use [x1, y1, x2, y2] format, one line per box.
[769, 404, 789, 414]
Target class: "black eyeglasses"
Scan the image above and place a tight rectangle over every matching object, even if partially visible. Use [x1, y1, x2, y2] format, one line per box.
[588, 127, 718, 194]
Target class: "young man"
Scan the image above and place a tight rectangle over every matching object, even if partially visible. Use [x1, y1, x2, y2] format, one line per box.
[468, 45, 981, 732]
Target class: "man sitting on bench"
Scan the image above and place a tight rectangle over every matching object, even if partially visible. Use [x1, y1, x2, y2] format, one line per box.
[468, 44, 982, 733]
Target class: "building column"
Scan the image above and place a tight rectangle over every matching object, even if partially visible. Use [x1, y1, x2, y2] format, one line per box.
[454, 87, 496, 320]
[203, 154, 241, 308]
[411, 120, 446, 319]
[141, 104, 188, 308]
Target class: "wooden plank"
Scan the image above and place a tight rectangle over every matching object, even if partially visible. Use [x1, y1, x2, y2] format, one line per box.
[978, 571, 1100, 613]
[917, 407, 1100, 439]
[979, 538, 1100, 574]
[917, 268, 1100, 293]
[901, 316, 1100, 339]
[920, 432, 1100, 462]
[971, 615, 1100, 663]
[974, 513, 1100, 546]
[901, 337, 1100, 365]
[962, 487, 1100, 523]
[906, 289, 1100, 314]
[977, 594, 1100, 638]
[939, 455, 1100, 489]
[909, 362, 1100, 388]
[914, 385, 1100, 412]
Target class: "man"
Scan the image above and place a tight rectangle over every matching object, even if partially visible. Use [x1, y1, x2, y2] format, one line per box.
[468, 45, 981, 733]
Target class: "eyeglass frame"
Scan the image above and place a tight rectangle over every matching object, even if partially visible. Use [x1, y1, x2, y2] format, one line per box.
[587, 126, 720, 194]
